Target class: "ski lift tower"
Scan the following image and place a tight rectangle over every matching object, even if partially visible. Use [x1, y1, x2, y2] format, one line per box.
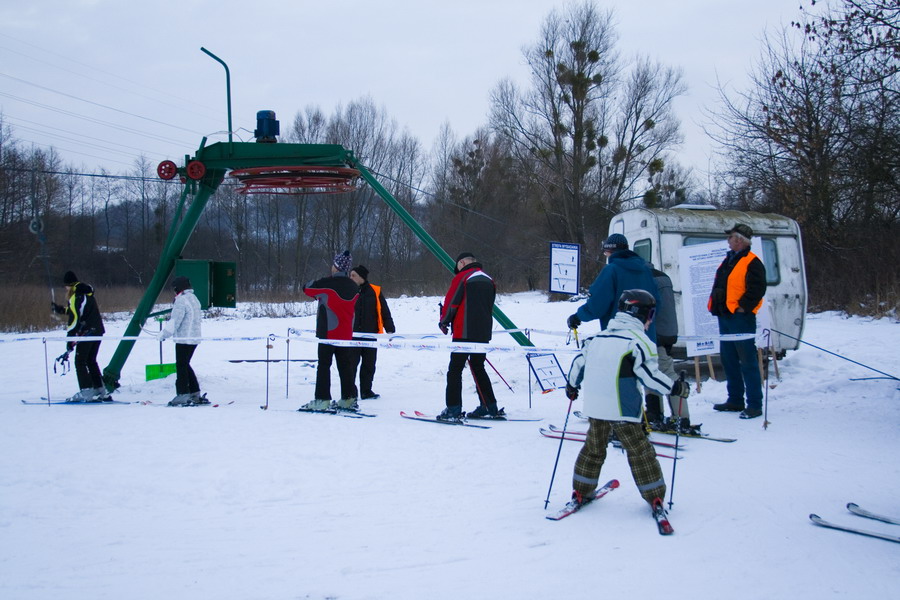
[102, 49, 533, 389]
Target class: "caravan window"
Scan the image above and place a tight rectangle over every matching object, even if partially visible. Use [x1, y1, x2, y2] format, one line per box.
[633, 239, 652, 263]
[683, 236, 780, 285]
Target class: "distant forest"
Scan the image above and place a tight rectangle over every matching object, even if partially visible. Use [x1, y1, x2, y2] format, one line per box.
[1, 1, 897, 317]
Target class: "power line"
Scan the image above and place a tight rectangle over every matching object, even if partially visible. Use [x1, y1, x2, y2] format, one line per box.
[0, 71, 208, 136]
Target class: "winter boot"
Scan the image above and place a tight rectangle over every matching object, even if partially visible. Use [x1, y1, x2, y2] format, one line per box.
[436, 405, 463, 422]
[300, 398, 332, 412]
[333, 398, 359, 412]
[360, 392, 380, 400]
[467, 402, 504, 419]
[168, 393, 193, 406]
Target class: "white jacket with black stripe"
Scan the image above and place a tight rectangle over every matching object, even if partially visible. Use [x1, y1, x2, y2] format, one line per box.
[567, 312, 673, 423]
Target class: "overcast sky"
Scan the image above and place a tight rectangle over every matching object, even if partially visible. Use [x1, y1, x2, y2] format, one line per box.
[0, 0, 800, 178]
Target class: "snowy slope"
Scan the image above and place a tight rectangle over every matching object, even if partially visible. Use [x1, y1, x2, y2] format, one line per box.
[1, 293, 898, 600]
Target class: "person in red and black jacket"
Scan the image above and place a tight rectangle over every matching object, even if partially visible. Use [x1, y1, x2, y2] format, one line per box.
[437, 252, 500, 421]
[300, 250, 360, 412]
[349, 264, 395, 400]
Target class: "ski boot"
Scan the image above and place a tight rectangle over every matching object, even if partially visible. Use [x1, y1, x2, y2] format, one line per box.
[189, 392, 211, 406]
[65, 388, 96, 403]
[436, 405, 463, 423]
[92, 386, 111, 402]
[676, 418, 702, 435]
[466, 403, 506, 419]
[299, 398, 332, 412]
[332, 398, 359, 412]
[168, 393, 193, 406]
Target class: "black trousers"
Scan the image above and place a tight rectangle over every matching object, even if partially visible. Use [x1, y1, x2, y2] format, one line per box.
[445, 352, 496, 408]
[315, 343, 358, 400]
[175, 343, 200, 394]
[352, 345, 378, 396]
[74, 340, 103, 389]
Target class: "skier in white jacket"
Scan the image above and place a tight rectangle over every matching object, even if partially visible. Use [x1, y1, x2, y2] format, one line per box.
[159, 276, 207, 406]
[564, 289, 689, 522]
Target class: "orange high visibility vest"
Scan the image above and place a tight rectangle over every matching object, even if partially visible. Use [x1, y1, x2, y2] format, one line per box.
[370, 284, 384, 333]
[725, 252, 763, 314]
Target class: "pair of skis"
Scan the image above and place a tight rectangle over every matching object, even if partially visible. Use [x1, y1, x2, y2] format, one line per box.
[545, 479, 673, 535]
[810, 503, 900, 543]
[21, 398, 131, 405]
[571, 411, 737, 443]
[538, 426, 681, 460]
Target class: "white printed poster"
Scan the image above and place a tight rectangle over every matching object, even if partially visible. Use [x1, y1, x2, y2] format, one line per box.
[549, 242, 580, 295]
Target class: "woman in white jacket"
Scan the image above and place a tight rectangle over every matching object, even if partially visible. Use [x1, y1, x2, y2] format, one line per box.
[159, 276, 207, 406]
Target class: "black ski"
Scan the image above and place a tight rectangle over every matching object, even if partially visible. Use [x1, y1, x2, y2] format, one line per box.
[847, 503, 900, 525]
[399, 411, 491, 429]
[546, 479, 619, 520]
[809, 514, 900, 544]
[466, 414, 543, 422]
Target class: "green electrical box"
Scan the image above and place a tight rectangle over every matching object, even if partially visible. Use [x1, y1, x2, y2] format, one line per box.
[174, 259, 237, 309]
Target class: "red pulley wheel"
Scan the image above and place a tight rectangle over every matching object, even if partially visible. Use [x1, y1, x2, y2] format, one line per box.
[186, 161, 206, 180]
[157, 160, 178, 180]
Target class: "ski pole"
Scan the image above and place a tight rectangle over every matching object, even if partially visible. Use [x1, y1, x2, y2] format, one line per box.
[544, 392, 575, 509]
[667, 371, 686, 510]
[484, 356, 514, 393]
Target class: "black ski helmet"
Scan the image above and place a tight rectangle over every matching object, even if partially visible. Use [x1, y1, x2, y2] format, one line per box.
[618, 289, 656, 322]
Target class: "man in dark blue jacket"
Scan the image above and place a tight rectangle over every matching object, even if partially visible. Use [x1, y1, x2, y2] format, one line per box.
[567, 234, 660, 342]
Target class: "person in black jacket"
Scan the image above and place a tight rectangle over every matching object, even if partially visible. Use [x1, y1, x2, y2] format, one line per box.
[349, 265, 395, 400]
[51, 271, 109, 402]
[708, 224, 768, 419]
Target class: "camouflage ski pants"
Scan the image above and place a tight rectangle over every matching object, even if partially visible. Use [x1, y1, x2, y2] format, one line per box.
[573, 419, 666, 505]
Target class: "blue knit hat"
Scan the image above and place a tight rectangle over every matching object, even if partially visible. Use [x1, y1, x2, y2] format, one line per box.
[333, 250, 353, 272]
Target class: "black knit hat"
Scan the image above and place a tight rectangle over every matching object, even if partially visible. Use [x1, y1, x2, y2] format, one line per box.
[352, 265, 369, 281]
[63, 271, 78, 285]
[602, 233, 629, 252]
[172, 276, 191, 293]
[455, 252, 474, 263]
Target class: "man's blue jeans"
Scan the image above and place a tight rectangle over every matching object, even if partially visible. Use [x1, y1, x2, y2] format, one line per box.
[717, 312, 762, 410]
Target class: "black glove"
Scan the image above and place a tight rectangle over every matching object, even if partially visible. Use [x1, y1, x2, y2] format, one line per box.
[565, 383, 579, 400]
[51, 302, 63, 313]
[671, 380, 690, 398]
[439, 322, 449, 335]
[567, 314, 581, 330]
[66, 341, 75, 351]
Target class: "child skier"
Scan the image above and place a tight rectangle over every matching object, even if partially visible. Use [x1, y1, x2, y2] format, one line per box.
[564, 289, 689, 532]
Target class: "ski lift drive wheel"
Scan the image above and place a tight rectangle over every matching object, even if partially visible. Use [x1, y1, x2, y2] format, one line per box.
[157, 160, 178, 180]
[186, 161, 207, 180]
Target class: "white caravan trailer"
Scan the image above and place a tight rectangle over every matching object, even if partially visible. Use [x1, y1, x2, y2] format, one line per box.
[607, 206, 807, 354]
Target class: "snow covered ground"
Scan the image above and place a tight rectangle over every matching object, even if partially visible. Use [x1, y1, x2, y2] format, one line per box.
[1, 291, 898, 600]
